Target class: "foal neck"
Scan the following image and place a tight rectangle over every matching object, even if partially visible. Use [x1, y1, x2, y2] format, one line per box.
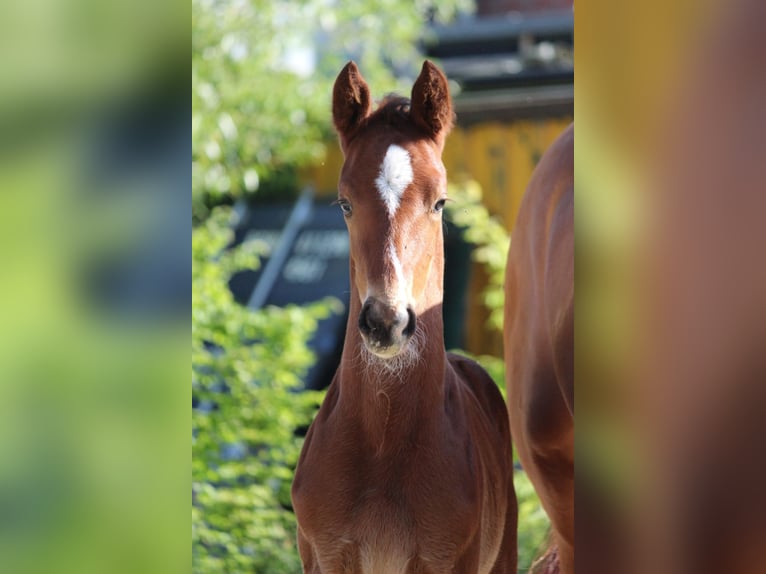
[337, 297, 449, 445]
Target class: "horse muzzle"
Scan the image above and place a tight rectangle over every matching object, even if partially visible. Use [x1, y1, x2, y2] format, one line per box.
[358, 297, 416, 358]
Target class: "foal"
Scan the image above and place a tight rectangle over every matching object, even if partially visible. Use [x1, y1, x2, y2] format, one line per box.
[503, 124, 573, 574]
[292, 61, 517, 574]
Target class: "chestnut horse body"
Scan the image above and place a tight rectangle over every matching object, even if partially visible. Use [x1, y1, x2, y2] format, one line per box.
[292, 62, 517, 573]
[504, 124, 574, 573]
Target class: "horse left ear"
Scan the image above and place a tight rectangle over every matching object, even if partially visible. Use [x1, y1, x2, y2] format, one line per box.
[410, 61, 454, 145]
[333, 61, 372, 152]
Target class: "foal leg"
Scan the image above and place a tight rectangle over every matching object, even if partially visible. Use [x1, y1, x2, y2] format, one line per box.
[296, 528, 321, 573]
[453, 542, 482, 574]
[297, 529, 361, 573]
[407, 552, 478, 574]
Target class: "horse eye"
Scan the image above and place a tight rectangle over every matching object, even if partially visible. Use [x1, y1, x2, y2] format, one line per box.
[338, 200, 352, 217]
[433, 199, 447, 213]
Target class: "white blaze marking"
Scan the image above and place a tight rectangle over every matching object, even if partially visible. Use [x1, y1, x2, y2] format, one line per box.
[387, 241, 407, 302]
[375, 144, 413, 217]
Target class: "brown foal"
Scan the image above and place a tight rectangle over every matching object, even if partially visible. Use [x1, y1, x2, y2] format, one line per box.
[292, 61, 517, 574]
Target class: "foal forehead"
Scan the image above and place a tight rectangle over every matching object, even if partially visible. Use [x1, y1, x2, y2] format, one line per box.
[375, 145, 414, 215]
[341, 139, 445, 195]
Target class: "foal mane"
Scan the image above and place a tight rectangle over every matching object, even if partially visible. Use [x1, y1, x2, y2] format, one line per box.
[364, 95, 412, 131]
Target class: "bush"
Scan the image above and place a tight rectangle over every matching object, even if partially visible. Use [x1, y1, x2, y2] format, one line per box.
[192, 208, 341, 573]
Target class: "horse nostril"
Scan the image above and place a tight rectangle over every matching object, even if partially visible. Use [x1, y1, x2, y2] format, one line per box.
[403, 307, 416, 337]
[358, 300, 374, 335]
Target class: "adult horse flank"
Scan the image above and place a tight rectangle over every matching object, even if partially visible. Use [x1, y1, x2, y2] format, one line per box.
[292, 61, 517, 573]
[504, 124, 573, 574]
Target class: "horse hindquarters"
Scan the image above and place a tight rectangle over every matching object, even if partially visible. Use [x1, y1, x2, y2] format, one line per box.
[504, 124, 574, 574]
[506, 307, 574, 573]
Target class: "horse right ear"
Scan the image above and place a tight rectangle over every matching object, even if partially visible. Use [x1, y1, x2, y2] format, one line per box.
[332, 61, 372, 151]
[410, 61, 453, 147]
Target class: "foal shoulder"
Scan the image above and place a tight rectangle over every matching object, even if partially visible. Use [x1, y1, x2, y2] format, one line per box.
[447, 353, 509, 439]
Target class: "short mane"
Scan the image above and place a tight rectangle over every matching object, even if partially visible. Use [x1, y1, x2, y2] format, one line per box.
[364, 95, 411, 130]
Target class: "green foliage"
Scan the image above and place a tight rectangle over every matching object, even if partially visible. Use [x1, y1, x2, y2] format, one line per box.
[192, 207, 342, 573]
[446, 179, 511, 332]
[192, 0, 472, 220]
[192, 0, 326, 218]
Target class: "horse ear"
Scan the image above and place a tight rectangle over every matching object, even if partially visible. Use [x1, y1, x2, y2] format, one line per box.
[332, 61, 372, 150]
[410, 61, 454, 144]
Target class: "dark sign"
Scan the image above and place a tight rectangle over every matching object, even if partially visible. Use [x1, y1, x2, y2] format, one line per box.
[229, 201, 350, 390]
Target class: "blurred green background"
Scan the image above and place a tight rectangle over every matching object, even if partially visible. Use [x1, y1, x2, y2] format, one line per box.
[0, 0, 188, 570]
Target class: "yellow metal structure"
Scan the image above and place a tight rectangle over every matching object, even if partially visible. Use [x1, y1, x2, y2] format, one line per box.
[443, 118, 572, 231]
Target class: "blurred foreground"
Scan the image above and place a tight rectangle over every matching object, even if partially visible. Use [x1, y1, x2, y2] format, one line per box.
[0, 0, 188, 572]
[577, 0, 766, 572]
